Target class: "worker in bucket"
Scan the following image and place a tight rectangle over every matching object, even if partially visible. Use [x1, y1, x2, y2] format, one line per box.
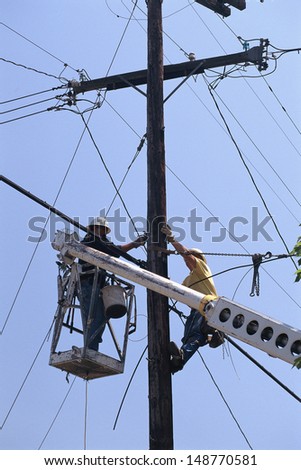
[79, 216, 147, 351]
[161, 224, 224, 373]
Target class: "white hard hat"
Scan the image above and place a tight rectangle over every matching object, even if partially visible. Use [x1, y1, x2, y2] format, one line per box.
[87, 216, 111, 233]
[190, 248, 204, 259]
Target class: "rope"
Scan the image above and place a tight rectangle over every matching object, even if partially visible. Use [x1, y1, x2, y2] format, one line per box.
[84, 380, 89, 450]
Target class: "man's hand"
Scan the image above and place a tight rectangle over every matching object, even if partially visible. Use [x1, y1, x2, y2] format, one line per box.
[132, 234, 148, 248]
[161, 224, 175, 243]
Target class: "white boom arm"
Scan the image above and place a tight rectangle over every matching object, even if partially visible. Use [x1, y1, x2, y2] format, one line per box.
[52, 231, 301, 365]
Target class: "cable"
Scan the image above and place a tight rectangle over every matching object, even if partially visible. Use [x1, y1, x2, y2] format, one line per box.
[106, 133, 147, 215]
[113, 344, 148, 430]
[260, 73, 301, 136]
[0, 107, 54, 125]
[204, 79, 301, 210]
[0, 112, 93, 332]
[95, 94, 301, 309]
[191, 9, 301, 159]
[197, 348, 253, 449]
[38, 376, 77, 449]
[0, 95, 64, 115]
[225, 335, 301, 404]
[176, 312, 253, 448]
[0, 21, 78, 72]
[0, 56, 67, 81]
[205, 79, 298, 270]
[78, 112, 144, 239]
[105, 0, 138, 78]
[124, 5, 300, 224]
[0, 321, 54, 430]
[0, 86, 66, 106]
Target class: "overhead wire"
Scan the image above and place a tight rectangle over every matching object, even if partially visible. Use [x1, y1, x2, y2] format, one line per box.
[0, 21, 78, 72]
[0, 86, 65, 106]
[165, 166, 301, 309]
[183, 82, 300, 224]
[0, 107, 96, 333]
[103, 3, 300, 448]
[125, 2, 300, 223]
[106, 133, 147, 215]
[0, 95, 66, 116]
[214, 14, 301, 151]
[196, 348, 253, 449]
[106, 0, 191, 21]
[0, 320, 55, 430]
[207, 81, 301, 207]
[260, 72, 301, 136]
[77, 111, 145, 240]
[225, 336, 301, 405]
[0, 107, 56, 125]
[0, 56, 68, 81]
[38, 376, 77, 449]
[76, 10, 301, 309]
[205, 77, 298, 270]
[1, 0, 148, 331]
[187, 2, 301, 161]
[113, 344, 148, 430]
[176, 313, 253, 449]
[105, 0, 139, 78]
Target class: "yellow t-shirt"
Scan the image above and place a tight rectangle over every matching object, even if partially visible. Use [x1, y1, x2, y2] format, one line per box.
[182, 255, 217, 296]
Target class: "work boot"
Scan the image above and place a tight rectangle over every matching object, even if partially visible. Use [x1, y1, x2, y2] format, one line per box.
[200, 322, 216, 335]
[169, 341, 184, 373]
[209, 330, 225, 348]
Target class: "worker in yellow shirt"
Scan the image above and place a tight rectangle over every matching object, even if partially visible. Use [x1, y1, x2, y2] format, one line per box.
[161, 225, 224, 373]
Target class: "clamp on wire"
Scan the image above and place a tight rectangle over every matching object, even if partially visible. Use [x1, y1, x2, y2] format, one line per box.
[250, 251, 272, 296]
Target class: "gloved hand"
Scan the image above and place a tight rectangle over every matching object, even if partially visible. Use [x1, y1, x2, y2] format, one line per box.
[161, 224, 175, 242]
[132, 234, 148, 248]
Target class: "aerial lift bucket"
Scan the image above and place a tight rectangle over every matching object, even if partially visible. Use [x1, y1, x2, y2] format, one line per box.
[49, 261, 136, 380]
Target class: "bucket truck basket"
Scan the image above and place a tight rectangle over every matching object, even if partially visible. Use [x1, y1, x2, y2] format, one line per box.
[49, 260, 136, 380]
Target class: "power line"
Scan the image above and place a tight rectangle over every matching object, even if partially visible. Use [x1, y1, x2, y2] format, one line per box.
[0, 321, 54, 430]
[214, 15, 301, 152]
[125, 6, 300, 223]
[260, 73, 301, 136]
[203, 79, 301, 209]
[184, 81, 300, 224]
[38, 376, 77, 449]
[0, 85, 66, 106]
[0, 56, 67, 81]
[177, 313, 253, 449]
[113, 344, 148, 430]
[105, 0, 138, 78]
[197, 349, 253, 449]
[106, 133, 147, 215]
[226, 335, 301, 404]
[0, 107, 54, 125]
[0, 95, 64, 116]
[205, 79, 298, 270]
[0, 21, 78, 72]
[78, 112, 144, 239]
[0, 115, 93, 332]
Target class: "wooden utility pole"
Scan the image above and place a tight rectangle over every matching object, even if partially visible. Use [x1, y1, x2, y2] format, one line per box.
[146, 0, 173, 450]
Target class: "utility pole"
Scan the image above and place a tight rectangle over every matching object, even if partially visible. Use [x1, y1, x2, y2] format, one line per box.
[146, 0, 173, 450]
[63, 1, 265, 450]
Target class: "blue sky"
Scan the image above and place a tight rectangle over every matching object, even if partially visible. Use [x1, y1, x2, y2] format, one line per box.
[1, 0, 301, 450]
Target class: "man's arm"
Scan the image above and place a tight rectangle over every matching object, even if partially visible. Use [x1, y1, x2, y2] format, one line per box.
[161, 226, 196, 271]
[119, 235, 148, 253]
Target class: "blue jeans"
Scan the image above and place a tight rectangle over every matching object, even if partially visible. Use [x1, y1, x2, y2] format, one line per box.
[80, 275, 106, 351]
[181, 309, 208, 364]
